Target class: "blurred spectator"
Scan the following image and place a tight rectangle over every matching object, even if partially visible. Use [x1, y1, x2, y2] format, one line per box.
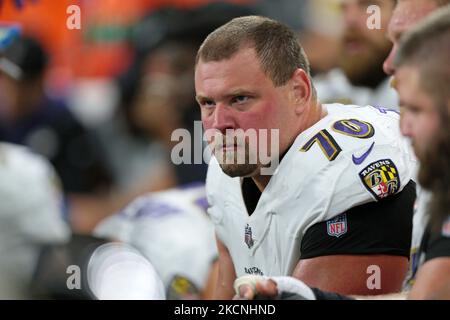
[0, 142, 70, 299]
[298, 0, 342, 75]
[96, 45, 178, 193]
[121, 39, 203, 185]
[314, 0, 399, 109]
[0, 35, 111, 194]
[97, 3, 257, 190]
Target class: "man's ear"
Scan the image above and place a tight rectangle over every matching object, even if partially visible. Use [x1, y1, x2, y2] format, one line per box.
[290, 68, 312, 115]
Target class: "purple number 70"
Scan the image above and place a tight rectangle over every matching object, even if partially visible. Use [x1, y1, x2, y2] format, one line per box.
[300, 119, 375, 161]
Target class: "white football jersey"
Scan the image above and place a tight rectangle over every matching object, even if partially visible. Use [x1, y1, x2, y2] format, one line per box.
[315, 69, 399, 111]
[207, 103, 417, 278]
[0, 143, 70, 299]
[94, 184, 217, 292]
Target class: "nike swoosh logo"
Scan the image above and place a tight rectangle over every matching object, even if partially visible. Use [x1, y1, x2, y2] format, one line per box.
[352, 142, 375, 165]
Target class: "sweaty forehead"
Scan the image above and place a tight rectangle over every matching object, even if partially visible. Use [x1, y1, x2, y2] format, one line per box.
[195, 47, 269, 94]
[196, 47, 261, 75]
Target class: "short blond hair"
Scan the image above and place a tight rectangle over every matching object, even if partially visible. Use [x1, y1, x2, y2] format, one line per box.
[196, 16, 311, 87]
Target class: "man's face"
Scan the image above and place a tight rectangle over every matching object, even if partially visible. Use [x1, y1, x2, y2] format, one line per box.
[338, 0, 394, 86]
[396, 66, 440, 161]
[195, 47, 293, 178]
[384, 0, 438, 75]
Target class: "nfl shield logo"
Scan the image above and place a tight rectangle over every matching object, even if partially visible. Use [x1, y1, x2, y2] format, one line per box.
[327, 213, 348, 238]
[244, 224, 254, 249]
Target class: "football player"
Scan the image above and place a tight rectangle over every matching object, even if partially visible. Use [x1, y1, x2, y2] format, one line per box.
[235, 3, 450, 301]
[196, 16, 417, 299]
[393, 4, 450, 299]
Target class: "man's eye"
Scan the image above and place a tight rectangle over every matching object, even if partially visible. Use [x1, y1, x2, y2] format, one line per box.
[201, 100, 215, 108]
[402, 105, 420, 115]
[232, 96, 249, 104]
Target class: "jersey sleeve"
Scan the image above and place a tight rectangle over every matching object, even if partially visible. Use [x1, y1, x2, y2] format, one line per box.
[300, 180, 416, 258]
[295, 106, 417, 225]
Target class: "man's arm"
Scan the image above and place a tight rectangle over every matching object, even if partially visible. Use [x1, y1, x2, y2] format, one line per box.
[408, 257, 450, 299]
[214, 235, 237, 299]
[293, 255, 408, 295]
[202, 259, 219, 300]
[293, 181, 415, 295]
[233, 275, 409, 300]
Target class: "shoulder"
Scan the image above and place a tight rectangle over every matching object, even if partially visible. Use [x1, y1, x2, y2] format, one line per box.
[0, 143, 60, 201]
[288, 104, 416, 199]
[124, 186, 208, 221]
[96, 185, 210, 237]
[0, 143, 69, 240]
[272, 105, 416, 222]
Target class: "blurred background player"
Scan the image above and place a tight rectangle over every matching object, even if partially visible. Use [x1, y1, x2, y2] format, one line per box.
[314, 0, 398, 109]
[94, 183, 218, 300]
[0, 142, 70, 299]
[394, 5, 450, 299]
[381, 0, 450, 290]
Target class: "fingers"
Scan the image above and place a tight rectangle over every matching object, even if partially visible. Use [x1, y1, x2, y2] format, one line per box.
[255, 279, 279, 298]
[236, 283, 256, 300]
[233, 275, 260, 299]
[234, 279, 279, 300]
[233, 275, 279, 300]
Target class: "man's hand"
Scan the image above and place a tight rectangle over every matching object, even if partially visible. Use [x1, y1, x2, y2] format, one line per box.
[233, 275, 316, 300]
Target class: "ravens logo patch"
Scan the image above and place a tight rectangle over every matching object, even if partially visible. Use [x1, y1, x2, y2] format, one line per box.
[166, 275, 200, 300]
[359, 159, 400, 200]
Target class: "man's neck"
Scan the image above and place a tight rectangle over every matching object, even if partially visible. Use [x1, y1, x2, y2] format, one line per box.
[251, 174, 271, 193]
[304, 101, 327, 131]
[250, 102, 327, 193]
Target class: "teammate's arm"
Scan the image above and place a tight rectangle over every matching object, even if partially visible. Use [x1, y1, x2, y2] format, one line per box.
[202, 259, 219, 300]
[214, 235, 237, 299]
[409, 257, 450, 299]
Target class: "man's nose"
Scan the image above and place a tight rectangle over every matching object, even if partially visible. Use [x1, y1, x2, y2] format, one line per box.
[400, 111, 412, 138]
[383, 45, 397, 76]
[342, 3, 365, 29]
[212, 104, 235, 133]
